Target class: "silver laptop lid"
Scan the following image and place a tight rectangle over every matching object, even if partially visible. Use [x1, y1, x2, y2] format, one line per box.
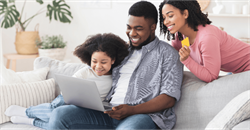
[55, 74, 106, 112]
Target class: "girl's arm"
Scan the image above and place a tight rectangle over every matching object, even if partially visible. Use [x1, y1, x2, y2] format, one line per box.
[182, 35, 221, 82]
[72, 66, 89, 79]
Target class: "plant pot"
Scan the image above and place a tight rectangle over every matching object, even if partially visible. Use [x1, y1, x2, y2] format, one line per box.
[15, 31, 40, 54]
[38, 48, 66, 61]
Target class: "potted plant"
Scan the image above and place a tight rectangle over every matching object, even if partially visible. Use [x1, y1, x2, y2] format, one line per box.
[0, 0, 73, 55]
[36, 34, 67, 61]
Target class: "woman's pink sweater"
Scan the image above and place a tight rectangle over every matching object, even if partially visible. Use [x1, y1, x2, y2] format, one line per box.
[172, 24, 250, 82]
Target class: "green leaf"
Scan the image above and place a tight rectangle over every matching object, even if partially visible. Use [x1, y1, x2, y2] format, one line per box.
[0, 0, 7, 8]
[47, 4, 52, 21]
[0, 1, 20, 29]
[36, 0, 43, 4]
[47, 0, 73, 23]
[53, 5, 57, 20]
[8, 0, 15, 3]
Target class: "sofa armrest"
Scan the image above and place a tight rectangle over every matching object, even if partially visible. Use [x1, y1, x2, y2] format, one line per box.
[33, 57, 86, 96]
[173, 71, 250, 130]
[205, 90, 250, 130]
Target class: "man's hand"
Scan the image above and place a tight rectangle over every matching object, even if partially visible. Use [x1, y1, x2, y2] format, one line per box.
[104, 94, 176, 120]
[179, 46, 190, 62]
[104, 104, 135, 120]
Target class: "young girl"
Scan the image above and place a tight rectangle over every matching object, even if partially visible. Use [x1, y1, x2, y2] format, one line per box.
[4, 33, 129, 129]
[159, 0, 250, 82]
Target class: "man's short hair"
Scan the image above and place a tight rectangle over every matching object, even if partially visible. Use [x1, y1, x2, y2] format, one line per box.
[129, 1, 158, 24]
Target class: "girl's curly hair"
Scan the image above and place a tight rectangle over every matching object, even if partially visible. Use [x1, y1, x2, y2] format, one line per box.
[74, 33, 129, 72]
[159, 0, 212, 41]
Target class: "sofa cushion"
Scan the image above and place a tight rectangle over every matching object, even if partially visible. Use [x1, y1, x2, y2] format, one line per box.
[0, 122, 44, 130]
[205, 90, 250, 130]
[0, 79, 55, 124]
[1, 67, 49, 85]
[33, 57, 86, 96]
[173, 70, 250, 130]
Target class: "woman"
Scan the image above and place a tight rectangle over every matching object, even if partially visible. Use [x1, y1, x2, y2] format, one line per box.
[159, 0, 250, 82]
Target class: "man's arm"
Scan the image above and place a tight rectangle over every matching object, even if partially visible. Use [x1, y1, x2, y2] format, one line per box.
[132, 94, 175, 114]
[104, 94, 175, 120]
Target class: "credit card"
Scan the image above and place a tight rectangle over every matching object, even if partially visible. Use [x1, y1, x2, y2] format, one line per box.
[181, 37, 190, 47]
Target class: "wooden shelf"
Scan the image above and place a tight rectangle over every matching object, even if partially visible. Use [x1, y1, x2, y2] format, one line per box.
[207, 13, 250, 17]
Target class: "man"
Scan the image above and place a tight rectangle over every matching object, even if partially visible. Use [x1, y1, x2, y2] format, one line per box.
[48, 1, 183, 129]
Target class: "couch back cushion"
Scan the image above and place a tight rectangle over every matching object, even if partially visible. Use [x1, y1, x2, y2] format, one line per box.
[34, 57, 86, 96]
[174, 71, 250, 130]
[1, 67, 49, 85]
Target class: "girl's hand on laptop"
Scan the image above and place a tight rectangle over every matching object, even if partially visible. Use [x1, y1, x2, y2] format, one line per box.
[104, 104, 135, 120]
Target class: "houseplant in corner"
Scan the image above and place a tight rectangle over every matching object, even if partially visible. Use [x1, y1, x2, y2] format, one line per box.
[0, 0, 73, 54]
[36, 34, 67, 61]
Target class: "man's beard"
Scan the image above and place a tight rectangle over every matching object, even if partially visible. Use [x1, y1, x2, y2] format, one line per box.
[130, 35, 151, 50]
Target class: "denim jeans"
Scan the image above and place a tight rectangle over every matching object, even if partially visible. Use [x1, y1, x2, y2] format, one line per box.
[48, 105, 158, 130]
[26, 95, 65, 129]
[26, 94, 157, 130]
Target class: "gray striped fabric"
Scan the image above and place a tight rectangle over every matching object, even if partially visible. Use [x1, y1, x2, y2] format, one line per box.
[105, 37, 183, 129]
[0, 79, 55, 124]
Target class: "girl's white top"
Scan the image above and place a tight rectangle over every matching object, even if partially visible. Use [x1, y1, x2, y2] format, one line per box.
[72, 66, 112, 101]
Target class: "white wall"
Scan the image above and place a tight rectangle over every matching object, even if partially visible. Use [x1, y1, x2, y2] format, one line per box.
[1, 0, 250, 72]
[205, 0, 250, 38]
[0, 15, 3, 84]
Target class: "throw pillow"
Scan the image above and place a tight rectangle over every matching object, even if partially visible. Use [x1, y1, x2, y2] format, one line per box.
[205, 90, 250, 130]
[0, 79, 55, 124]
[1, 67, 49, 85]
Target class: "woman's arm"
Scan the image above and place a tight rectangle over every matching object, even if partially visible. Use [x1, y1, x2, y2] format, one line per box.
[171, 34, 182, 51]
[182, 34, 221, 82]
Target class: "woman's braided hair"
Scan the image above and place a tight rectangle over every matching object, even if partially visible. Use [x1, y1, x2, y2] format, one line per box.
[159, 0, 212, 41]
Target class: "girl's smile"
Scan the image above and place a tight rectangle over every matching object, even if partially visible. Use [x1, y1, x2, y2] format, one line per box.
[91, 51, 115, 76]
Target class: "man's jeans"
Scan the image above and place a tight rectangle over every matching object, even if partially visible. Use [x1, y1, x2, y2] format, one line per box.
[48, 105, 158, 129]
[26, 94, 157, 129]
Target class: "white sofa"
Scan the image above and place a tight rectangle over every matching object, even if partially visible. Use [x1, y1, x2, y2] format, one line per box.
[0, 57, 249, 130]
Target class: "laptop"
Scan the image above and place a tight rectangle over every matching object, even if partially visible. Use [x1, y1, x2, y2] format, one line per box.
[55, 74, 116, 112]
